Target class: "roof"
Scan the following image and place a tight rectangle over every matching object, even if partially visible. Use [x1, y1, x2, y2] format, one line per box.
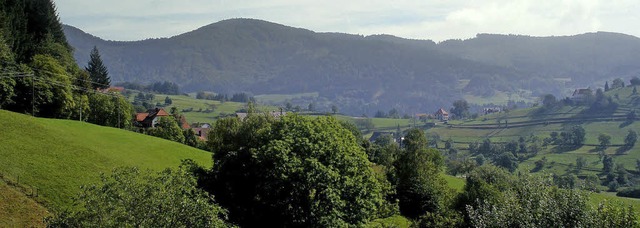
[435, 108, 449, 115]
[135, 113, 149, 122]
[179, 115, 190, 129]
[191, 123, 212, 128]
[146, 108, 170, 117]
[572, 89, 592, 96]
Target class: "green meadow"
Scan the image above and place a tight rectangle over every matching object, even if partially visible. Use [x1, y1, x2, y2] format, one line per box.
[0, 110, 212, 212]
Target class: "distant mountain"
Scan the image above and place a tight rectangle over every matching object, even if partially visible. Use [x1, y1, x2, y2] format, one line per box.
[63, 19, 640, 115]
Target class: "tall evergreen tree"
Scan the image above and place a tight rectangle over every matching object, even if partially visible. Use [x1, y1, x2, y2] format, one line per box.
[605, 81, 610, 91]
[85, 46, 110, 89]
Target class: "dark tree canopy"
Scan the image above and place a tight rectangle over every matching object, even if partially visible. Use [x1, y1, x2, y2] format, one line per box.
[450, 99, 470, 119]
[206, 114, 383, 227]
[85, 46, 110, 89]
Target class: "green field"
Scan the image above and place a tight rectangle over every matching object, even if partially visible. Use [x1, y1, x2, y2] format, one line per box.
[147, 94, 248, 123]
[421, 86, 640, 205]
[0, 110, 213, 213]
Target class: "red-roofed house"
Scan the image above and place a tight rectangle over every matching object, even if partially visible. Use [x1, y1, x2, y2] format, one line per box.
[178, 115, 190, 130]
[434, 108, 449, 121]
[191, 123, 212, 141]
[134, 108, 170, 128]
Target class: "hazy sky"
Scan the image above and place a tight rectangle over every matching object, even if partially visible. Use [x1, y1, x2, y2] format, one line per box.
[53, 0, 640, 42]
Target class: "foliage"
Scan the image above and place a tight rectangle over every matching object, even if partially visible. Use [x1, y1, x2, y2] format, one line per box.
[394, 128, 453, 220]
[86, 93, 133, 128]
[206, 114, 384, 227]
[541, 94, 557, 109]
[597, 133, 612, 151]
[626, 130, 638, 148]
[631, 77, 640, 86]
[0, 36, 16, 108]
[612, 78, 626, 89]
[117, 81, 181, 94]
[147, 117, 185, 143]
[463, 170, 640, 227]
[85, 46, 110, 89]
[47, 166, 230, 227]
[617, 187, 640, 199]
[450, 99, 470, 119]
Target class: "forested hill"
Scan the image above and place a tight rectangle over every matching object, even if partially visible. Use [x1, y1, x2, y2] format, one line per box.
[63, 19, 640, 115]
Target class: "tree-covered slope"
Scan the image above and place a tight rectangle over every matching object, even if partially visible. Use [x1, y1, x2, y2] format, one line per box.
[63, 19, 640, 115]
[0, 110, 212, 210]
[63, 19, 520, 115]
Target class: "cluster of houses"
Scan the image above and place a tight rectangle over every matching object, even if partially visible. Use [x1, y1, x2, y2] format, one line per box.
[132, 107, 288, 141]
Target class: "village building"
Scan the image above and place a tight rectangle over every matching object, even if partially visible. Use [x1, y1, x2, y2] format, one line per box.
[571, 88, 592, 103]
[482, 107, 501, 115]
[133, 108, 170, 128]
[434, 108, 449, 121]
[191, 123, 212, 140]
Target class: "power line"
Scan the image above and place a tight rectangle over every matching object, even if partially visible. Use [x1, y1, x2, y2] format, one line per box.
[31, 68, 112, 89]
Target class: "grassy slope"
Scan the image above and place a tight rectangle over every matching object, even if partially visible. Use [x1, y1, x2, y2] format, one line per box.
[0, 179, 49, 227]
[0, 110, 212, 211]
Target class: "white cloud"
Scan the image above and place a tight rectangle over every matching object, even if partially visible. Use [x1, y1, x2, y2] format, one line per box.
[53, 0, 640, 42]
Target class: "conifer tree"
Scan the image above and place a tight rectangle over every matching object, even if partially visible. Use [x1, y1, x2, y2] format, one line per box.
[85, 46, 110, 89]
[605, 81, 610, 91]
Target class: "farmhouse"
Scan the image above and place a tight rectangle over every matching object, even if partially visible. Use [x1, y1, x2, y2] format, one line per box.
[134, 108, 170, 128]
[571, 88, 592, 103]
[434, 108, 449, 121]
[191, 123, 212, 140]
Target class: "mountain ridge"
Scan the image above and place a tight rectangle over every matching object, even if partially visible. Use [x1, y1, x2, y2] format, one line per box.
[63, 18, 640, 115]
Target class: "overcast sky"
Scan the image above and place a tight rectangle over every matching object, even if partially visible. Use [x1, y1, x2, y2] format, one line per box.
[53, 0, 640, 42]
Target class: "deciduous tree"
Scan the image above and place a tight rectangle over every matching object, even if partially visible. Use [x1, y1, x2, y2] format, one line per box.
[206, 114, 383, 227]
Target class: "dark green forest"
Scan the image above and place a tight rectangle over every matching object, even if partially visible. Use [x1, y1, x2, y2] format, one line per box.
[64, 19, 640, 115]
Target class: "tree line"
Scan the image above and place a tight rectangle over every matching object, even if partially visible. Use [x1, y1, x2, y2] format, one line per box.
[0, 0, 132, 129]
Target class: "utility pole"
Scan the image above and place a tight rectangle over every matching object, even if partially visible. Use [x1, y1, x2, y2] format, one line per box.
[117, 96, 121, 128]
[31, 74, 34, 117]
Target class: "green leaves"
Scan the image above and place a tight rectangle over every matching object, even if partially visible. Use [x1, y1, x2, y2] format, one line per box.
[207, 114, 383, 227]
[47, 166, 231, 227]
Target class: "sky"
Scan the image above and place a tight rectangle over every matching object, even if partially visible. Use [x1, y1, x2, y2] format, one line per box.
[53, 0, 640, 42]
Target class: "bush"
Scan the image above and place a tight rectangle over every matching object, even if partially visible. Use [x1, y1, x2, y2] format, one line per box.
[47, 166, 230, 227]
[617, 187, 640, 199]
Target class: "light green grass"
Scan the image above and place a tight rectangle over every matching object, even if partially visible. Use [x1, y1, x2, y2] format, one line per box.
[365, 215, 412, 228]
[443, 174, 465, 192]
[0, 110, 212, 210]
